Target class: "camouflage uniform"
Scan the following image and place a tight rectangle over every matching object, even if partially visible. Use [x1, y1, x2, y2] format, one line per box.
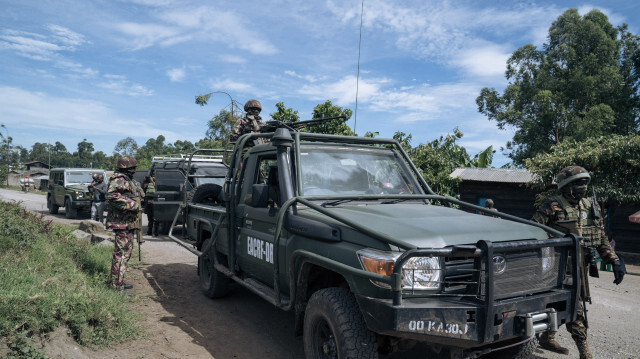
[106, 156, 144, 291]
[533, 166, 624, 359]
[232, 99, 264, 141]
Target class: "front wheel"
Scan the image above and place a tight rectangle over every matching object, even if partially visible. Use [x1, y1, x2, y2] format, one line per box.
[64, 199, 77, 219]
[483, 335, 538, 359]
[198, 238, 229, 298]
[303, 287, 377, 359]
[48, 196, 59, 214]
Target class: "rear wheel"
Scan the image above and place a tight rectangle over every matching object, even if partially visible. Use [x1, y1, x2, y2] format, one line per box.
[198, 237, 229, 298]
[48, 196, 59, 214]
[158, 221, 172, 235]
[64, 199, 77, 219]
[304, 287, 377, 359]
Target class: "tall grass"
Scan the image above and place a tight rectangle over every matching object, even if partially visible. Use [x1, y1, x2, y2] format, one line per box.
[0, 200, 139, 348]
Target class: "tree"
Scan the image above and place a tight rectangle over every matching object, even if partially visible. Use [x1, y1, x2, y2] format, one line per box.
[205, 109, 236, 146]
[269, 102, 300, 123]
[114, 137, 138, 157]
[28, 142, 50, 163]
[75, 139, 94, 167]
[305, 100, 354, 135]
[477, 9, 640, 165]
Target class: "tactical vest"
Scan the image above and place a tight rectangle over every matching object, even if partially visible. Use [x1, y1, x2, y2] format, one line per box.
[549, 195, 603, 248]
[145, 180, 156, 198]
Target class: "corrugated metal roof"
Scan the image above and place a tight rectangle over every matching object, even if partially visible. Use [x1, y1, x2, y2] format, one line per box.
[450, 167, 536, 183]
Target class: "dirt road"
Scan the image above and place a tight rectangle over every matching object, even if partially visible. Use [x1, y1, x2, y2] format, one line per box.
[2, 188, 639, 359]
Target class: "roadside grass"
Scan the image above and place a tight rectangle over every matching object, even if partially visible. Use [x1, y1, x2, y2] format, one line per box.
[0, 200, 140, 355]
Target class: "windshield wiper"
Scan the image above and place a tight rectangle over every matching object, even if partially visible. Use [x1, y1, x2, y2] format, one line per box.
[380, 198, 409, 204]
[321, 199, 354, 207]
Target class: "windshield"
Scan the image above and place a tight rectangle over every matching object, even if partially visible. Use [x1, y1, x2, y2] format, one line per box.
[65, 171, 99, 185]
[300, 147, 420, 196]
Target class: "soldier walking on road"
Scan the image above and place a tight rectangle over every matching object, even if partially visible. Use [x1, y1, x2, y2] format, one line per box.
[106, 156, 144, 294]
[89, 174, 107, 223]
[532, 166, 626, 359]
[142, 170, 157, 237]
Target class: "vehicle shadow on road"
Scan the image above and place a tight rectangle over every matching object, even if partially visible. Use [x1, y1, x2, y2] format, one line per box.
[142, 262, 305, 359]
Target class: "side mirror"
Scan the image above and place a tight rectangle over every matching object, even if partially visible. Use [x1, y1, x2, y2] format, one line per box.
[57, 180, 64, 186]
[250, 184, 269, 207]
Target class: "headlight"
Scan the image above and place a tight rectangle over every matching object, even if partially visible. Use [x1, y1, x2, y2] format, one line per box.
[75, 191, 84, 199]
[357, 248, 442, 290]
[541, 246, 556, 272]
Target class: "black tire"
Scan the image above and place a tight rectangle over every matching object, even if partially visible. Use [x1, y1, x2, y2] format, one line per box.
[157, 221, 168, 235]
[188, 183, 223, 205]
[304, 287, 377, 359]
[198, 238, 229, 298]
[484, 336, 538, 359]
[48, 196, 59, 214]
[64, 199, 77, 219]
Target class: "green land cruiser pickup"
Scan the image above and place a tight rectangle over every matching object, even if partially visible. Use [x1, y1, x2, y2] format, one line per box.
[47, 168, 106, 219]
[168, 127, 580, 359]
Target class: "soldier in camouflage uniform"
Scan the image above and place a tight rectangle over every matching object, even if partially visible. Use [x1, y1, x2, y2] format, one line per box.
[231, 99, 264, 141]
[106, 156, 144, 293]
[532, 166, 626, 359]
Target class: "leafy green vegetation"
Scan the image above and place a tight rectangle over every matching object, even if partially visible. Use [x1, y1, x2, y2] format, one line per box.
[0, 200, 140, 354]
[477, 9, 640, 166]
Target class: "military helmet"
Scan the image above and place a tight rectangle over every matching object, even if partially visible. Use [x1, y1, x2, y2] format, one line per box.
[556, 166, 590, 189]
[117, 155, 138, 169]
[244, 99, 262, 112]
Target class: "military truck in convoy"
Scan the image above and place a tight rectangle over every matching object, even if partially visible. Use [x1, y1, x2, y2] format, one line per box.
[168, 124, 580, 359]
[148, 154, 227, 234]
[47, 168, 107, 219]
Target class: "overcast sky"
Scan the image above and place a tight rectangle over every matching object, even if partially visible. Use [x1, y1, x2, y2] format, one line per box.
[1, 0, 639, 167]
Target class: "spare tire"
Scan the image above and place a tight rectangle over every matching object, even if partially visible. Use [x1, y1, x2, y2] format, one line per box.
[188, 183, 223, 205]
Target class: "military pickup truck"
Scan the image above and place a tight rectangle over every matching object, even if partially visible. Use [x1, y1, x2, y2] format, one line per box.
[149, 154, 227, 234]
[168, 127, 580, 359]
[47, 168, 107, 219]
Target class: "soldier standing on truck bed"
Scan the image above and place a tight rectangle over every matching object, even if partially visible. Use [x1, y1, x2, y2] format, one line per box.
[532, 165, 626, 359]
[106, 156, 144, 294]
[231, 99, 264, 141]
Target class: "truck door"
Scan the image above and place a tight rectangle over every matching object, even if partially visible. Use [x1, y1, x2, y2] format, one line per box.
[54, 172, 65, 205]
[237, 155, 279, 286]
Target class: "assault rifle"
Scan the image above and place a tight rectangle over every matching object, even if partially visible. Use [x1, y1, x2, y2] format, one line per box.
[259, 115, 348, 133]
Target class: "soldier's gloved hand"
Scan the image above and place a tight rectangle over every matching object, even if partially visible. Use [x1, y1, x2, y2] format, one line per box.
[612, 258, 626, 285]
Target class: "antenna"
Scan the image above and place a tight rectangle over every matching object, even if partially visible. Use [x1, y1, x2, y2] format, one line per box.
[354, 0, 364, 134]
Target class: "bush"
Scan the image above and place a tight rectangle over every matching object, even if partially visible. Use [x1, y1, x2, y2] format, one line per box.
[0, 200, 139, 350]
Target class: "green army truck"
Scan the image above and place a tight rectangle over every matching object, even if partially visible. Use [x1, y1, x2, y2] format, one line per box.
[149, 154, 227, 234]
[47, 168, 106, 219]
[168, 126, 581, 359]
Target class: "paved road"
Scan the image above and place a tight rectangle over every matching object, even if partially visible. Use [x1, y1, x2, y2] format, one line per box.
[1, 188, 639, 359]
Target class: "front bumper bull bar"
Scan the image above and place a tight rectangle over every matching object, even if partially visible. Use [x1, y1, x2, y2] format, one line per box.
[358, 236, 581, 348]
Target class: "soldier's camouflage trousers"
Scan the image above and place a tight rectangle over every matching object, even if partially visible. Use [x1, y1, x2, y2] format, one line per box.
[566, 297, 587, 341]
[111, 229, 134, 290]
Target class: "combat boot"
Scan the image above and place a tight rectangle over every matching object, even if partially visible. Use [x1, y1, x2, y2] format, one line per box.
[539, 332, 569, 355]
[574, 337, 592, 359]
[152, 222, 158, 237]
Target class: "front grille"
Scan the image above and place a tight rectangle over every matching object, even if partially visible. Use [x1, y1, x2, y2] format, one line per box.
[490, 247, 562, 299]
[443, 247, 563, 300]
